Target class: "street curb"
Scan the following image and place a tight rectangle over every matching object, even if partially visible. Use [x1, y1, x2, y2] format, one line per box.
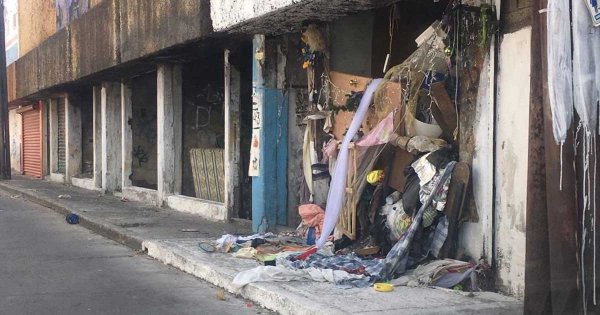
[143, 240, 346, 315]
[0, 182, 144, 250]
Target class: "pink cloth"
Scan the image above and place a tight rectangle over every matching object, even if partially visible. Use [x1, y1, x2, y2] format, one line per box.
[299, 204, 325, 238]
[356, 111, 395, 147]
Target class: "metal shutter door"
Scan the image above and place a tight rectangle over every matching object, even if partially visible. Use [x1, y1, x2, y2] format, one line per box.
[22, 106, 42, 178]
[57, 98, 66, 173]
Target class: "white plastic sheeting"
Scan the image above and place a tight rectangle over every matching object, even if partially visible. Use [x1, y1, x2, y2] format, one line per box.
[315, 79, 383, 248]
[546, 0, 573, 144]
[572, 0, 600, 131]
[572, 0, 600, 309]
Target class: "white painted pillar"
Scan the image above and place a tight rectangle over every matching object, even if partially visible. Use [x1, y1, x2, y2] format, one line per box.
[65, 95, 82, 181]
[48, 98, 58, 174]
[101, 82, 122, 193]
[157, 64, 182, 204]
[224, 50, 241, 220]
[121, 82, 133, 188]
[92, 86, 103, 189]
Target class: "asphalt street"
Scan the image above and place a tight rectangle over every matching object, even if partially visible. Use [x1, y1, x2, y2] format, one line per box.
[0, 190, 269, 315]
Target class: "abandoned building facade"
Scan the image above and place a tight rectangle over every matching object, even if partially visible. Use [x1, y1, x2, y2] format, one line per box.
[5, 0, 596, 313]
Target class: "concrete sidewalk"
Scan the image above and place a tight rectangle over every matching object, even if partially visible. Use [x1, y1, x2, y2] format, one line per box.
[0, 178, 523, 315]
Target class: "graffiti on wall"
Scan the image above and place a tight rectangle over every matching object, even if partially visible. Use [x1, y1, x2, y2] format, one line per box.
[132, 145, 149, 167]
[189, 84, 224, 131]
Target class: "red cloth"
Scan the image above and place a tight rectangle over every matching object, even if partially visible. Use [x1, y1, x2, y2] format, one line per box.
[299, 204, 325, 238]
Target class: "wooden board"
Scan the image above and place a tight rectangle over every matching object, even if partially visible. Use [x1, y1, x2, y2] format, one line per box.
[329, 71, 402, 140]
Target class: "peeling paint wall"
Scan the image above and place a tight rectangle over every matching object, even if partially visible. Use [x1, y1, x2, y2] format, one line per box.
[494, 26, 531, 298]
[9, 109, 21, 173]
[459, 48, 495, 263]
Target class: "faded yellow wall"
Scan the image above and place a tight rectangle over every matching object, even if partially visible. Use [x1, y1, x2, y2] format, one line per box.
[18, 0, 56, 55]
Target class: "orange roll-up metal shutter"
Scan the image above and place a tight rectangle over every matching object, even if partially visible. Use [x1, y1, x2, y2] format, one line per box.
[21, 104, 43, 178]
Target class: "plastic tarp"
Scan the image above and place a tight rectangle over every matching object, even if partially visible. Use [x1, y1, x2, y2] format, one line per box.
[316, 79, 383, 248]
[547, 0, 574, 144]
[572, 0, 600, 132]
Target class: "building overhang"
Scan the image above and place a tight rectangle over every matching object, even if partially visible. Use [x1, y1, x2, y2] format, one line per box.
[210, 0, 406, 35]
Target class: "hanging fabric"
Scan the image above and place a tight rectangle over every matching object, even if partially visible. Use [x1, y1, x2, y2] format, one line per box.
[572, 0, 600, 131]
[546, 0, 574, 144]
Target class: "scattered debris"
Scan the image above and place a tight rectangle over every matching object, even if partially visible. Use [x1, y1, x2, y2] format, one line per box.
[199, 242, 216, 253]
[58, 194, 71, 199]
[65, 213, 80, 224]
[180, 228, 199, 233]
[216, 289, 227, 301]
[121, 198, 129, 202]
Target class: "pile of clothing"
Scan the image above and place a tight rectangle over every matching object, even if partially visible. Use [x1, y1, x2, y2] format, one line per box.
[227, 148, 475, 291]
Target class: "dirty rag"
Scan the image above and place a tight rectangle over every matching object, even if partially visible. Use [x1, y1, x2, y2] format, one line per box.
[298, 204, 325, 238]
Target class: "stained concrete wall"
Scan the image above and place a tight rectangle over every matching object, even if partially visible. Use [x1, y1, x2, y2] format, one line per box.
[37, 29, 71, 91]
[70, 0, 119, 80]
[14, 48, 39, 101]
[11, 0, 213, 104]
[119, 0, 213, 63]
[330, 12, 373, 77]
[493, 26, 531, 298]
[18, 0, 56, 56]
[9, 109, 22, 173]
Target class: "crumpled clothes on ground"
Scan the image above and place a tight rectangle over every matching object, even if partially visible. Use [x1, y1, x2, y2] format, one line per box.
[234, 247, 258, 259]
[231, 266, 367, 291]
[215, 233, 275, 252]
[390, 258, 475, 289]
[279, 253, 384, 287]
[298, 204, 325, 238]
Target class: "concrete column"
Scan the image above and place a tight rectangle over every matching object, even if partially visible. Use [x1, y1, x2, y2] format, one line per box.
[251, 35, 288, 232]
[101, 82, 122, 193]
[157, 64, 182, 204]
[41, 100, 49, 176]
[65, 95, 82, 181]
[121, 82, 133, 188]
[224, 50, 241, 220]
[48, 99, 58, 173]
[92, 86, 102, 188]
